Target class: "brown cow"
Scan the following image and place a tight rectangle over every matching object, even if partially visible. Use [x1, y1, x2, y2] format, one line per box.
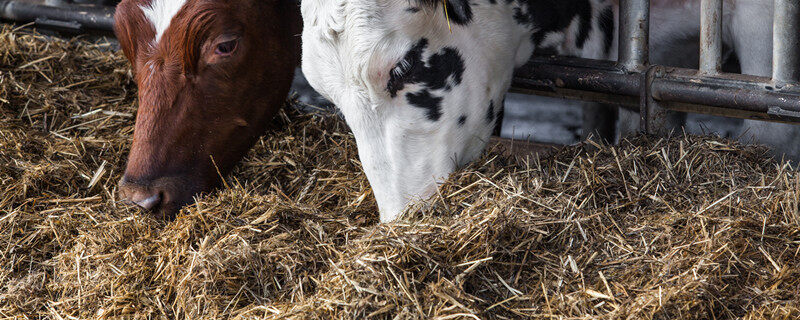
[115, 0, 301, 217]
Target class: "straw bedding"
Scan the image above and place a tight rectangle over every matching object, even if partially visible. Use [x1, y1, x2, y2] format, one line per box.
[1, 25, 799, 319]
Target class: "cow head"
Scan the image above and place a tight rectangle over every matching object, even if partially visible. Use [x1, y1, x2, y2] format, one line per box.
[115, 0, 301, 217]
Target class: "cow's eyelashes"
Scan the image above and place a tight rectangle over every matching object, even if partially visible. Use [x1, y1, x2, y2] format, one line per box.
[387, 58, 419, 97]
[391, 59, 414, 78]
[215, 38, 238, 56]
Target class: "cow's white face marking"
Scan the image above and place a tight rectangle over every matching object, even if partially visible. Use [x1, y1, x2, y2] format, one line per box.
[140, 0, 188, 43]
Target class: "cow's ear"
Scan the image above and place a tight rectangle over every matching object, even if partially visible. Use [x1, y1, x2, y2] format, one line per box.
[114, 0, 153, 64]
[443, 0, 472, 25]
[301, 0, 347, 41]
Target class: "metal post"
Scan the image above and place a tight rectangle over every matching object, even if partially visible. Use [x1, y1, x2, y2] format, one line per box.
[617, 0, 666, 135]
[618, 0, 650, 72]
[773, 0, 800, 84]
[700, 0, 723, 74]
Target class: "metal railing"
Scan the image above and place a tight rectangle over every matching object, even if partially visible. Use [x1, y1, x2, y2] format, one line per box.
[0, 1, 115, 32]
[511, 0, 800, 137]
[5, 0, 798, 139]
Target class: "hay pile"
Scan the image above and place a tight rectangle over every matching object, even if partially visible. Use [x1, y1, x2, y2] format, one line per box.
[1, 25, 799, 319]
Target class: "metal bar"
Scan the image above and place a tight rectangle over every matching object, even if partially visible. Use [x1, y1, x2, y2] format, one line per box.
[513, 56, 641, 97]
[618, 0, 650, 71]
[642, 66, 670, 135]
[700, 0, 723, 74]
[0, 1, 115, 32]
[509, 86, 640, 110]
[652, 69, 800, 114]
[512, 56, 800, 124]
[773, 0, 800, 83]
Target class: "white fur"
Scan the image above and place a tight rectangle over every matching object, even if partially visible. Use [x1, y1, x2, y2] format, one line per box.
[140, 0, 188, 43]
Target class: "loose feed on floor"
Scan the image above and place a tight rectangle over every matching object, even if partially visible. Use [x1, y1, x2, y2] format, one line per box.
[0, 25, 799, 319]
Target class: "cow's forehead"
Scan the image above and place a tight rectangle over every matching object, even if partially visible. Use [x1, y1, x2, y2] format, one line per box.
[139, 0, 189, 43]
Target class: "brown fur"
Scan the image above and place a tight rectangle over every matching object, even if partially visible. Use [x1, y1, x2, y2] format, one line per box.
[115, 0, 302, 217]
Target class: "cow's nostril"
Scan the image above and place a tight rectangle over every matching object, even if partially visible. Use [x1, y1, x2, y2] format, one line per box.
[120, 178, 163, 211]
[133, 193, 162, 210]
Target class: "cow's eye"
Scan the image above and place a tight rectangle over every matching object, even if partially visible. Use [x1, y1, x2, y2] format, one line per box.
[391, 59, 414, 78]
[215, 39, 238, 56]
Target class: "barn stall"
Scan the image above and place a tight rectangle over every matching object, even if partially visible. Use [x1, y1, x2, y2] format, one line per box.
[0, 0, 799, 319]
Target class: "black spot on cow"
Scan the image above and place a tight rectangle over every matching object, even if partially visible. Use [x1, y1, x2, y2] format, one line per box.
[512, 0, 593, 49]
[387, 39, 465, 97]
[387, 38, 466, 122]
[458, 115, 467, 126]
[486, 100, 495, 122]
[406, 91, 444, 121]
[414, 0, 473, 25]
[598, 6, 614, 55]
[493, 97, 505, 136]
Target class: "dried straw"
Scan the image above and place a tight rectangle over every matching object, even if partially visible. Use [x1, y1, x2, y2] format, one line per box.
[1, 25, 798, 319]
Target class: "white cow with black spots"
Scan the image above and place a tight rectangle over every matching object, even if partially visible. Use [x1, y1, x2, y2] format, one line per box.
[300, 0, 782, 222]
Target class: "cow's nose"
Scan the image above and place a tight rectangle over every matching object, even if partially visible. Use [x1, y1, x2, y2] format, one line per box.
[130, 192, 162, 210]
[119, 177, 163, 211]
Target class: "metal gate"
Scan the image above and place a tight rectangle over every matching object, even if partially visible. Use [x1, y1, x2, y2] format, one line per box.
[4, 0, 798, 140]
[511, 0, 800, 137]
